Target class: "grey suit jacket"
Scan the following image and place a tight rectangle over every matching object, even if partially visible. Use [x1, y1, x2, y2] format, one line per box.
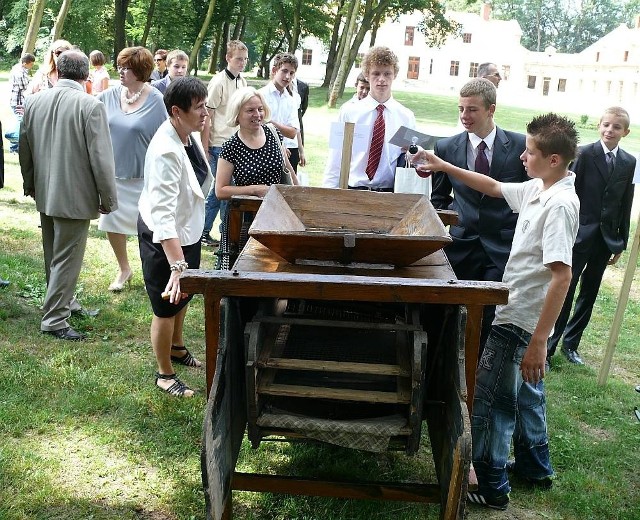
[19, 79, 117, 219]
[431, 127, 528, 272]
[151, 75, 171, 94]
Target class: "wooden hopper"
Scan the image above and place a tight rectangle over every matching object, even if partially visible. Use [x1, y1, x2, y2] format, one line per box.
[248, 185, 451, 267]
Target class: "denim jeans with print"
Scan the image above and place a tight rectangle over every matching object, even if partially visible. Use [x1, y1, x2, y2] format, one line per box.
[472, 323, 553, 498]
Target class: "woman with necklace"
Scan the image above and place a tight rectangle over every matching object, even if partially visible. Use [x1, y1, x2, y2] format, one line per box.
[138, 77, 212, 396]
[97, 47, 167, 292]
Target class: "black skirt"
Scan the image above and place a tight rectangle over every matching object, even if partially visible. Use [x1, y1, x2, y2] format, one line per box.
[137, 215, 201, 318]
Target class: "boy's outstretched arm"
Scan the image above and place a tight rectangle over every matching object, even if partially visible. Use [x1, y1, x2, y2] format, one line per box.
[521, 261, 572, 383]
[413, 150, 503, 198]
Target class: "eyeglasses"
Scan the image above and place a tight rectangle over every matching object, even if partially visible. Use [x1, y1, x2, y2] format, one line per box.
[154, 58, 165, 62]
[117, 66, 131, 73]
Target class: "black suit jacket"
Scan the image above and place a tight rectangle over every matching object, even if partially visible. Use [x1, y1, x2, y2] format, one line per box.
[296, 79, 309, 143]
[571, 142, 636, 255]
[431, 127, 528, 272]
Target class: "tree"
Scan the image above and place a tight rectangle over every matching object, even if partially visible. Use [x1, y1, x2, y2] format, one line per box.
[23, 0, 47, 53]
[52, 0, 73, 41]
[328, 0, 360, 107]
[189, 0, 218, 73]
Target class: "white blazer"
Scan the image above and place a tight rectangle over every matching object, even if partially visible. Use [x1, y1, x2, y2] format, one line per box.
[139, 119, 213, 246]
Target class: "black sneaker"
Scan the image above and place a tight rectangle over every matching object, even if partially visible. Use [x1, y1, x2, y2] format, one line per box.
[506, 460, 553, 489]
[467, 491, 509, 510]
[201, 233, 219, 247]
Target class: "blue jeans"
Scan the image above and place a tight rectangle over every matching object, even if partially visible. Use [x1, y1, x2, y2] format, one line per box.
[472, 323, 553, 498]
[6, 111, 21, 152]
[203, 146, 228, 235]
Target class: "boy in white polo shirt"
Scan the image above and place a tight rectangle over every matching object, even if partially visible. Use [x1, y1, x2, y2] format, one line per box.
[413, 113, 580, 510]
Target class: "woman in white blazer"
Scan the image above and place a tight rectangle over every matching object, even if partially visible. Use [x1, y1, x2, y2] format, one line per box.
[138, 77, 212, 397]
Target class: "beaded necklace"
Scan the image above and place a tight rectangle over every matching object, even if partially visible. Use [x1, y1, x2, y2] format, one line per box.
[122, 84, 145, 105]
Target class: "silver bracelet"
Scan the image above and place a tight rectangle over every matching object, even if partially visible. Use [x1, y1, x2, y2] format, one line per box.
[169, 260, 189, 273]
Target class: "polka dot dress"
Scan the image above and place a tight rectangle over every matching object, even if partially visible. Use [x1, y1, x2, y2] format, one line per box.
[217, 124, 284, 270]
[220, 124, 284, 187]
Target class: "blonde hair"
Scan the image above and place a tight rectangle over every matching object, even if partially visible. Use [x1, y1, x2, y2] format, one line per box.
[167, 49, 189, 67]
[226, 86, 271, 127]
[362, 46, 399, 77]
[602, 106, 631, 129]
[44, 39, 72, 76]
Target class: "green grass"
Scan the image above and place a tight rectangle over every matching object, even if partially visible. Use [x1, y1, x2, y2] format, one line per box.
[1, 88, 640, 520]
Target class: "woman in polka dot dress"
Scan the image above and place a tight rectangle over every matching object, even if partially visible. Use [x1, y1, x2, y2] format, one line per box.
[215, 86, 298, 269]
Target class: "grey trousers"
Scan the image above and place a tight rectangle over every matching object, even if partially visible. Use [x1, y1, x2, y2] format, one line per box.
[40, 213, 89, 331]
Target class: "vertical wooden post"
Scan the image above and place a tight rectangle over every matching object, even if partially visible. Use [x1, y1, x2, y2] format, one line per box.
[339, 122, 355, 189]
[205, 290, 221, 397]
[598, 216, 640, 386]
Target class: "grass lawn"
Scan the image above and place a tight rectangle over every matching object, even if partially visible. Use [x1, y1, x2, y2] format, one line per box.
[1, 86, 640, 520]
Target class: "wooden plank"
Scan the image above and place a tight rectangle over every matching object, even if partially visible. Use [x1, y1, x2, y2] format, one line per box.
[463, 305, 483, 413]
[436, 209, 458, 227]
[251, 315, 422, 331]
[258, 357, 410, 377]
[181, 269, 508, 307]
[232, 472, 441, 503]
[258, 382, 411, 404]
[339, 123, 355, 189]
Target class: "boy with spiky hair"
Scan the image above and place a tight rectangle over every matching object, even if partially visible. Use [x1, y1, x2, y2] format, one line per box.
[414, 113, 580, 510]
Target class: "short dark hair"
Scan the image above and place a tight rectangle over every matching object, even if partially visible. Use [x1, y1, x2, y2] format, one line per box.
[272, 52, 298, 73]
[57, 51, 90, 81]
[117, 46, 154, 82]
[21, 53, 36, 64]
[355, 72, 369, 87]
[527, 113, 578, 167]
[164, 76, 207, 114]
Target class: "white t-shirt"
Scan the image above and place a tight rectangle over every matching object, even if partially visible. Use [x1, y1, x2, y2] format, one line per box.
[494, 174, 579, 334]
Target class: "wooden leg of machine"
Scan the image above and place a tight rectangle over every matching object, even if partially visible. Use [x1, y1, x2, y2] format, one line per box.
[221, 493, 232, 520]
[464, 305, 483, 413]
[205, 291, 222, 398]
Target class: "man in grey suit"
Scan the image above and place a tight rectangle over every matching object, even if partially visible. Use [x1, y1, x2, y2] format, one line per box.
[19, 50, 117, 341]
[431, 78, 529, 348]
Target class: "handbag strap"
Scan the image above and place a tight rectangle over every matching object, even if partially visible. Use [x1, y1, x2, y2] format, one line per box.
[267, 123, 289, 166]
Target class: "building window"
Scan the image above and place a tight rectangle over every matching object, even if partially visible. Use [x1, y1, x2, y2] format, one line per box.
[624, 50, 629, 62]
[355, 53, 364, 68]
[429, 58, 433, 75]
[558, 79, 567, 92]
[606, 80, 612, 95]
[450, 60, 460, 76]
[405, 26, 415, 46]
[596, 52, 600, 62]
[407, 57, 420, 79]
[502, 65, 511, 80]
[469, 62, 478, 77]
[527, 75, 536, 89]
[462, 33, 472, 43]
[301, 49, 312, 66]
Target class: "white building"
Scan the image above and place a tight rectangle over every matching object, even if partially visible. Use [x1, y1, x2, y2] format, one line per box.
[294, 3, 640, 118]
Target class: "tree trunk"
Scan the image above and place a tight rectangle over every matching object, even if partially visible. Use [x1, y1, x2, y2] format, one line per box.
[189, 0, 218, 74]
[328, 0, 360, 108]
[218, 21, 229, 70]
[23, 0, 47, 54]
[321, 0, 345, 88]
[141, 0, 157, 48]
[114, 0, 131, 66]
[208, 24, 222, 74]
[52, 0, 72, 41]
[289, 0, 302, 52]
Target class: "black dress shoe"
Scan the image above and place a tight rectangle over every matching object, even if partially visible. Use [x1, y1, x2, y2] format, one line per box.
[42, 327, 86, 341]
[0, 278, 9, 288]
[71, 308, 100, 318]
[561, 346, 584, 365]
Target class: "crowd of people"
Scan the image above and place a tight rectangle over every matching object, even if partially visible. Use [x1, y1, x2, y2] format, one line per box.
[2, 39, 637, 511]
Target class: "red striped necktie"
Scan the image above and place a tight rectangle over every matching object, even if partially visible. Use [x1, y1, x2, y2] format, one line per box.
[365, 104, 385, 180]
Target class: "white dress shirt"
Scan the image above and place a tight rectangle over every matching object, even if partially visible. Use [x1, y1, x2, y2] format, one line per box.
[323, 95, 416, 189]
[258, 82, 300, 149]
[467, 127, 497, 170]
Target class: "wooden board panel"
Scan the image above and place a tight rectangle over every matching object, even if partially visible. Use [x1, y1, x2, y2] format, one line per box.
[258, 382, 411, 404]
[259, 357, 411, 377]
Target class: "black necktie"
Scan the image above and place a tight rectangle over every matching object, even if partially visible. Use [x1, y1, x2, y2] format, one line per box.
[475, 140, 490, 175]
[606, 151, 615, 175]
